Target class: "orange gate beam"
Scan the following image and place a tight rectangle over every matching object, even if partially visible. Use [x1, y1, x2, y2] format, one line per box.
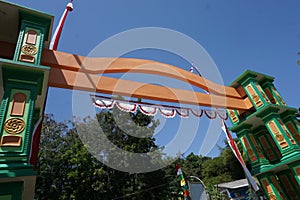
[0, 41, 252, 110]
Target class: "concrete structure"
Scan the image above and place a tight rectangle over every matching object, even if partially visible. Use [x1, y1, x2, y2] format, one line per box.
[0, 1, 299, 199]
[228, 71, 300, 199]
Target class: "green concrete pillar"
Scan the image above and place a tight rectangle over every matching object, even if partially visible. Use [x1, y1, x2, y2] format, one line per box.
[242, 77, 271, 110]
[235, 125, 270, 174]
[258, 173, 287, 200]
[254, 127, 282, 163]
[288, 160, 300, 188]
[0, 2, 52, 199]
[229, 70, 300, 198]
[281, 109, 300, 146]
[276, 170, 300, 199]
[261, 80, 286, 107]
[258, 107, 299, 158]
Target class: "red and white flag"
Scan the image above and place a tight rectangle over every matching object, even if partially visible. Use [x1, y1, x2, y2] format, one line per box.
[221, 120, 259, 192]
[49, 1, 73, 50]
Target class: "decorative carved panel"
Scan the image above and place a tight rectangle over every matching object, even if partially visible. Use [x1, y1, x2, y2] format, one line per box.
[246, 85, 263, 108]
[11, 93, 26, 116]
[4, 118, 25, 134]
[0, 135, 22, 147]
[26, 30, 38, 45]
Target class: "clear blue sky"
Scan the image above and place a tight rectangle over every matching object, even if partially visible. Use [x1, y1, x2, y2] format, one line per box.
[8, 0, 300, 157]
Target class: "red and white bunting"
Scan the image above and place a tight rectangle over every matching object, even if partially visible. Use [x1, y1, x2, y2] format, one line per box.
[91, 96, 228, 120]
[116, 102, 137, 113]
[204, 110, 217, 119]
[94, 99, 115, 109]
[159, 107, 176, 118]
[139, 105, 157, 116]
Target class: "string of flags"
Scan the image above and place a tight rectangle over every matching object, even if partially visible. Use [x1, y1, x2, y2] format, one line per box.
[91, 95, 228, 120]
[176, 164, 191, 200]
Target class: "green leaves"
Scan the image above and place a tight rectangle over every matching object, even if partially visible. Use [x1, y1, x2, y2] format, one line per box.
[35, 112, 245, 199]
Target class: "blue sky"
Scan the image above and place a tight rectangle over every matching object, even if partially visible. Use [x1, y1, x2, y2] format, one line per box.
[8, 0, 300, 157]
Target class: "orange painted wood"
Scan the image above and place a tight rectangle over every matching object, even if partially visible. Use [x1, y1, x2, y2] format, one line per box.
[42, 49, 243, 99]
[48, 68, 252, 110]
[0, 41, 252, 110]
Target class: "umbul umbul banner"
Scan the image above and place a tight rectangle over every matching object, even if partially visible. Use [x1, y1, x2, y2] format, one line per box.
[49, 1, 73, 50]
[221, 120, 259, 192]
[176, 164, 191, 200]
[188, 64, 259, 192]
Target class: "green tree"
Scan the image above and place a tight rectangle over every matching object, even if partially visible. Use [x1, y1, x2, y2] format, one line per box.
[35, 109, 172, 200]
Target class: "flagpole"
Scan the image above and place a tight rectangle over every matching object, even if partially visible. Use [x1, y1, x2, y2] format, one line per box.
[49, 0, 74, 50]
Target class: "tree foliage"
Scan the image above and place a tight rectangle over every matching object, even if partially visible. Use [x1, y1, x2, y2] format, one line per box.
[35, 111, 245, 199]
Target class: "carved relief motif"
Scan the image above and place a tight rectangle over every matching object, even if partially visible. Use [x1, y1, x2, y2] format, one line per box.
[228, 110, 238, 123]
[269, 194, 277, 200]
[242, 137, 257, 162]
[262, 179, 275, 198]
[249, 135, 265, 159]
[26, 30, 38, 45]
[264, 88, 277, 104]
[272, 87, 286, 106]
[278, 120, 296, 145]
[286, 122, 300, 144]
[246, 85, 263, 108]
[4, 118, 25, 134]
[255, 83, 270, 103]
[21, 44, 37, 56]
[271, 177, 285, 199]
[268, 121, 288, 149]
[11, 93, 26, 116]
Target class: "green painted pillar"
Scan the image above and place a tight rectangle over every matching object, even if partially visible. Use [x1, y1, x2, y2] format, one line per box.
[228, 70, 300, 199]
[281, 109, 300, 146]
[254, 127, 282, 163]
[258, 173, 287, 200]
[288, 160, 300, 187]
[257, 107, 299, 158]
[276, 170, 300, 199]
[234, 125, 270, 173]
[0, 2, 52, 199]
[261, 79, 287, 107]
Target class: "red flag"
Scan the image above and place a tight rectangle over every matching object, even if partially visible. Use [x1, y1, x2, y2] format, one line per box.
[29, 117, 43, 170]
[49, 1, 73, 50]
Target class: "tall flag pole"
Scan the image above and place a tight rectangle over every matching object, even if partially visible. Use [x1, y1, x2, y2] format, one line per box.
[189, 64, 259, 192]
[49, 0, 74, 50]
[176, 164, 191, 200]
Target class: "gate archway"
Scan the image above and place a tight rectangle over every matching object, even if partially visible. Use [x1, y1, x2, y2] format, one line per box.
[0, 1, 299, 199]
